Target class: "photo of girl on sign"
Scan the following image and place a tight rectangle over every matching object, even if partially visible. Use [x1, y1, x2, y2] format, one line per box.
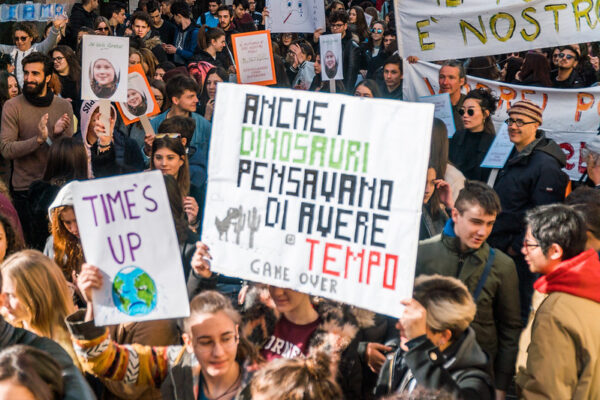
[116, 64, 161, 125]
[90, 58, 119, 98]
[126, 88, 147, 116]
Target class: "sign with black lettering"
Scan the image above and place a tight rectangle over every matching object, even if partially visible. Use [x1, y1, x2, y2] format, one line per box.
[203, 84, 434, 318]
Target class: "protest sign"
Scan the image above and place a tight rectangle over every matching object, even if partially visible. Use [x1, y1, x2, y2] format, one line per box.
[394, 0, 600, 61]
[404, 60, 599, 180]
[231, 31, 277, 86]
[481, 124, 514, 169]
[116, 64, 161, 125]
[319, 34, 344, 82]
[0, 3, 66, 22]
[202, 84, 434, 318]
[265, 0, 326, 33]
[418, 93, 456, 137]
[81, 35, 129, 103]
[72, 171, 190, 326]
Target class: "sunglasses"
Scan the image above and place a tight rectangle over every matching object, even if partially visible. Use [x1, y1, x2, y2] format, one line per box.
[370, 28, 383, 34]
[14, 36, 28, 42]
[155, 133, 181, 139]
[505, 118, 537, 127]
[458, 108, 476, 116]
[97, 27, 109, 31]
[558, 53, 576, 60]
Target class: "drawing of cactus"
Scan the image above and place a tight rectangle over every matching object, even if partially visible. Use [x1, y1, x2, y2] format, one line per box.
[232, 206, 245, 245]
[247, 207, 260, 248]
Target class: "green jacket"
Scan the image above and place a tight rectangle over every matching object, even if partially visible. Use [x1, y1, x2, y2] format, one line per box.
[416, 223, 521, 391]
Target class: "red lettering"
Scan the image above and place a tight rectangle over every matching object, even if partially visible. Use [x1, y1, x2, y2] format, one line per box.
[578, 142, 587, 174]
[306, 238, 319, 271]
[346, 247, 365, 280]
[560, 143, 575, 170]
[383, 254, 398, 290]
[322, 242, 341, 277]
[575, 92, 594, 122]
[366, 251, 381, 285]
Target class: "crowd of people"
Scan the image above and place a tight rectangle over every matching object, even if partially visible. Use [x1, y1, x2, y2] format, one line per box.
[0, 0, 599, 399]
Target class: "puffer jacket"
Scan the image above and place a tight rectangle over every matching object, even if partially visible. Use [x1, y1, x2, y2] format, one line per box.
[416, 220, 522, 391]
[241, 286, 374, 399]
[374, 327, 494, 399]
[489, 131, 568, 254]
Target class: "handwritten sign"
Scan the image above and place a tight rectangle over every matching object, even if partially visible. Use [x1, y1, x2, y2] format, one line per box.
[395, 0, 600, 61]
[319, 34, 344, 81]
[231, 30, 276, 86]
[72, 171, 190, 326]
[265, 0, 325, 33]
[481, 124, 514, 169]
[116, 64, 161, 125]
[418, 93, 456, 137]
[81, 35, 129, 103]
[202, 84, 434, 318]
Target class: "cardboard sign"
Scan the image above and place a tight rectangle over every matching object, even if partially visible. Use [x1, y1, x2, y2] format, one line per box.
[81, 35, 129, 102]
[116, 64, 161, 125]
[0, 3, 66, 21]
[319, 34, 344, 81]
[480, 124, 514, 169]
[231, 30, 277, 86]
[395, 0, 600, 61]
[72, 171, 190, 326]
[418, 93, 456, 138]
[404, 60, 600, 180]
[265, 0, 326, 33]
[202, 84, 434, 318]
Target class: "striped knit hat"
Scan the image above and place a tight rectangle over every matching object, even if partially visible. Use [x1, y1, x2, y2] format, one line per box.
[508, 100, 543, 125]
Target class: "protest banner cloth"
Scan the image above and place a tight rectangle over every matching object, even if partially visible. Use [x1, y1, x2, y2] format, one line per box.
[202, 84, 434, 318]
[0, 3, 66, 22]
[319, 34, 344, 82]
[418, 93, 456, 138]
[231, 31, 277, 86]
[116, 64, 161, 125]
[72, 171, 190, 326]
[394, 0, 600, 61]
[404, 60, 599, 180]
[265, 0, 326, 33]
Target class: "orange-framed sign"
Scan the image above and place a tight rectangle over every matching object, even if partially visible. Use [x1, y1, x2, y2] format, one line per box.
[115, 64, 161, 125]
[231, 30, 277, 86]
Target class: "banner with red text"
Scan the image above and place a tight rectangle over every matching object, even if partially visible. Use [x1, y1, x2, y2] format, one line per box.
[404, 61, 599, 180]
[394, 0, 600, 61]
[202, 84, 434, 317]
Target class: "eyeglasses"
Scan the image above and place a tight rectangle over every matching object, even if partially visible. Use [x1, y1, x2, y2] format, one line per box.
[194, 335, 238, 354]
[14, 36, 28, 42]
[505, 118, 537, 127]
[155, 133, 181, 139]
[523, 241, 540, 251]
[154, 96, 164, 102]
[53, 56, 65, 62]
[331, 23, 345, 28]
[558, 53, 576, 60]
[459, 108, 476, 117]
[370, 28, 383, 34]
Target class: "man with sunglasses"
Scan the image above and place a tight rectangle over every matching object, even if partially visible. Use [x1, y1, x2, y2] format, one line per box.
[488, 100, 568, 324]
[516, 204, 600, 399]
[551, 45, 584, 88]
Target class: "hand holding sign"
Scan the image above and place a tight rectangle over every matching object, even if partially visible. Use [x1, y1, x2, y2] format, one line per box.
[190, 242, 213, 278]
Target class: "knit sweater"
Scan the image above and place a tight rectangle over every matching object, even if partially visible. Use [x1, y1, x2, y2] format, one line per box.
[0, 94, 73, 191]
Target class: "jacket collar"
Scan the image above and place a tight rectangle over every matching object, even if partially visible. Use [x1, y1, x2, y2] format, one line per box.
[441, 219, 487, 279]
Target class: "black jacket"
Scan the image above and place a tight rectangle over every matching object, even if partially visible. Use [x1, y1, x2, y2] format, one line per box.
[90, 129, 145, 178]
[190, 49, 230, 69]
[374, 328, 494, 400]
[341, 34, 361, 93]
[449, 129, 495, 182]
[0, 317, 95, 399]
[489, 131, 568, 253]
[64, 3, 96, 48]
[552, 69, 585, 88]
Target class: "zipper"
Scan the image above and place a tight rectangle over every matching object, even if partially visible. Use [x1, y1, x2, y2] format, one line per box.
[456, 255, 465, 278]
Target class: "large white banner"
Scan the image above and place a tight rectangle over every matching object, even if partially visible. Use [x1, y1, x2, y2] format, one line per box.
[203, 84, 434, 318]
[404, 61, 599, 180]
[72, 171, 190, 326]
[394, 0, 600, 61]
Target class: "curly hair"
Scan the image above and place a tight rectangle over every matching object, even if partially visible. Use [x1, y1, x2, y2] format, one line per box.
[50, 206, 84, 281]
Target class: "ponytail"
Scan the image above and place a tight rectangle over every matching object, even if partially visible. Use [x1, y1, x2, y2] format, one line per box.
[197, 25, 226, 50]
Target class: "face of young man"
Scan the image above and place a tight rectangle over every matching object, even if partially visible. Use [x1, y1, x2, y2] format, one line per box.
[330, 20, 347, 36]
[557, 48, 578, 71]
[522, 227, 561, 275]
[133, 19, 151, 38]
[234, 4, 246, 19]
[383, 63, 402, 91]
[218, 10, 231, 29]
[208, 1, 219, 14]
[113, 8, 126, 24]
[173, 89, 198, 113]
[383, 35, 396, 51]
[438, 65, 464, 97]
[451, 203, 496, 251]
[149, 10, 162, 27]
[23, 62, 50, 97]
[248, 0, 256, 12]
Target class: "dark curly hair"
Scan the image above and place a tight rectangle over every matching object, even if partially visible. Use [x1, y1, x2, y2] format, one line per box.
[464, 87, 498, 116]
[0, 214, 24, 261]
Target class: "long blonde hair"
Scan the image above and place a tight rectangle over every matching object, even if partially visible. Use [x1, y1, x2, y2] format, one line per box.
[1, 250, 75, 340]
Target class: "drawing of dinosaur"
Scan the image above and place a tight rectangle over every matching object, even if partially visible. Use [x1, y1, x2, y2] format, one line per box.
[215, 207, 241, 241]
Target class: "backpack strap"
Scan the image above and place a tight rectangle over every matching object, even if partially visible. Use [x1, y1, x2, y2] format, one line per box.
[473, 248, 495, 301]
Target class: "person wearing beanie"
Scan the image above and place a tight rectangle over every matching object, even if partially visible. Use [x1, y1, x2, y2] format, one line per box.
[488, 99, 569, 324]
[552, 44, 584, 88]
[582, 135, 600, 189]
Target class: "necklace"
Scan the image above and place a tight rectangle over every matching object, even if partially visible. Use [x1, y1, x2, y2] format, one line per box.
[201, 369, 241, 400]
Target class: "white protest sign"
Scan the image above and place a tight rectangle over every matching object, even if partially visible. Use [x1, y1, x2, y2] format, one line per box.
[320, 34, 344, 81]
[81, 35, 129, 102]
[481, 124, 514, 169]
[202, 84, 434, 318]
[0, 2, 67, 21]
[72, 171, 190, 326]
[418, 93, 456, 137]
[231, 30, 277, 86]
[265, 0, 326, 33]
[394, 0, 600, 61]
[404, 60, 599, 180]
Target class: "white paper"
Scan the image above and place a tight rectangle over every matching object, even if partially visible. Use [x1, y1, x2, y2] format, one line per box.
[265, 0, 326, 33]
[418, 93, 456, 138]
[81, 35, 129, 102]
[232, 31, 275, 85]
[202, 84, 434, 318]
[480, 124, 514, 169]
[319, 34, 344, 81]
[72, 171, 190, 326]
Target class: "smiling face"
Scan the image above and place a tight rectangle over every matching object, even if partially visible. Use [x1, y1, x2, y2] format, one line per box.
[93, 59, 116, 86]
[206, 73, 223, 99]
[461, 98, 486, 132]
[438, 65, 464, 97]
[13, 30, 33, 52]
[325, 50, 336, 69]
[127, 89, 143, 108]
[452, 203, 496, 251]
[506, 112, 539, 150]
[153, 147, 184, 177]
[52, 50, 69, 75]
[371, 22, 384, 41]
[522, 227, 557, 274]
[211, 35, 226, 52]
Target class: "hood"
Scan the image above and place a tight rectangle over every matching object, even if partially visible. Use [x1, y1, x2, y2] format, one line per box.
[513, 131, 566, 167]
[79, 100, 117, 147]
[144, 34, 162, 49]
[48, 181, 77, 219]
[534, 249, 600, 303]
[444, 327, 490, 372]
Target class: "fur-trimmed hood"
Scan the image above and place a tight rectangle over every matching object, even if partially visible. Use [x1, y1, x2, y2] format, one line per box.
[144, 34, 163, 50]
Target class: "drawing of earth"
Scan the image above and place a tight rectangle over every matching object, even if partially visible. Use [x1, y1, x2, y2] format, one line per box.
[112, 266, 157, 316]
